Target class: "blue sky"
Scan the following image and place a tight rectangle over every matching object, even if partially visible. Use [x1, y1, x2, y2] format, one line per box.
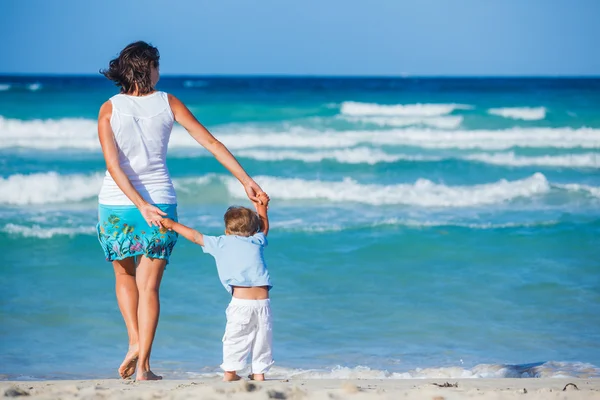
[1, 0, 599, 76]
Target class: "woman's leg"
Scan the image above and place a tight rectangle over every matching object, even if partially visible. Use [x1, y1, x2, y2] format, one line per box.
[135, 256, 166, 380]
[113, 257, 140, 379]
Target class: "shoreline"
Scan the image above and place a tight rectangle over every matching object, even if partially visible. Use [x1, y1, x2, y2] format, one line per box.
[2, 378, 599, 399]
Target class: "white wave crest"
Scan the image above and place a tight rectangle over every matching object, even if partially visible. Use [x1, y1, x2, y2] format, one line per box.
[2, 116, 600, 150]
[554, 183, 600, 198]
[1, 223, 95, 238]
[4, 171, 597, 207]
[340, 101, 471, 117]
[0, 172, 550, 207]
[342, 115, 463, 129]
[225, 173, 551, 207]
[0, 84, 11, 91]
[220, 127, 600, 151]
[0, 217, 562, 239]
[183, 80, 208, 88]
[236, 149, 600, 168]
[369, 218, 560, 230]
[0, 117, 102, 149]
[27, 83, 42, 92]
[0, 172, 102, 205]
[488, 107, 547, 121]
[273, 218, 560, 233]
[464, 152, 600, 168]
[236, 148, 433, 164]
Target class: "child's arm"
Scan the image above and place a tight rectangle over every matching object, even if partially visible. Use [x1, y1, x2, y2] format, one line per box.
[161, 218, 204, 246]
[255, 192, 270, 236]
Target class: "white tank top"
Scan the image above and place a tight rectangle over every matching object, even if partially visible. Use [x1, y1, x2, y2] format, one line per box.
[98, 91, 177, 205]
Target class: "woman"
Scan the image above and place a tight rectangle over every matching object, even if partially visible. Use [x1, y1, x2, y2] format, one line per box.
[96, 41, 264, 381]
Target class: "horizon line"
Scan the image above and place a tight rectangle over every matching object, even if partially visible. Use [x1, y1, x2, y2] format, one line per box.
[1, 72, 599, 79]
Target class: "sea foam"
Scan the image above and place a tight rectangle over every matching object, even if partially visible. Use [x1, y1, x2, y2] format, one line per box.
[224, 173, 551, 206]
[183, 361, 600, 380]
[340, 101, 472, 117]
[235, 149, 600, 168]
[488, 107, 547, 121]
[463, 152, 600, 168]
[1, 223, 95, 238]
[2, 116, 600, 150]
[341, 115, 463, 129]
[0, 172, 103, 205]
[3, 171, 599, 207]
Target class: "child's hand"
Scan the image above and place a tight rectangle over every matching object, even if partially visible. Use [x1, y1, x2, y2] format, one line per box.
[160, 218, 175, 230]
[255, 192, 270, 235]
[256, 192, 270, 208]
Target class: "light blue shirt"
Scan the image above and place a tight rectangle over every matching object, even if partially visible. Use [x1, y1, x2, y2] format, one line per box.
[201, 232, 272, 294]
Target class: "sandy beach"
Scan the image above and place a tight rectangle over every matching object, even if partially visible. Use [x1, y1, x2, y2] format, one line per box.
[2, 378, 599, 400]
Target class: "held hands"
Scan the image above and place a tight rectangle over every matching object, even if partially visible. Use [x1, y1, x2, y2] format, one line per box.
[244, 180, 267, 205]
[254, 192, 270, 235]
[255, 191, 270, 210]
[159, 218, 175, 231]
[139, 203, 167, 227]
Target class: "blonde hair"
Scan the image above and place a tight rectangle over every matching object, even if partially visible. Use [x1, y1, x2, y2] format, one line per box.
[224, 206, 260, 236]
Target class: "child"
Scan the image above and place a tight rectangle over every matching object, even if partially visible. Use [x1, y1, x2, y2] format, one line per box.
[160, 192, 273, 381]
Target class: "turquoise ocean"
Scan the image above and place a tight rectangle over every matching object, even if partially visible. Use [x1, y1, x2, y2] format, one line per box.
[0, 77, 599, 380]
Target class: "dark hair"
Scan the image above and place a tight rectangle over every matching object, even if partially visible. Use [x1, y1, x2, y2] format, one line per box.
[224, 206, 261, 236]
[101, 41, 160, 95]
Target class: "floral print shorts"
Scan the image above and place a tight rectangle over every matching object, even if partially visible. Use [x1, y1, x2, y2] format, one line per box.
[97, 204, 178, 264]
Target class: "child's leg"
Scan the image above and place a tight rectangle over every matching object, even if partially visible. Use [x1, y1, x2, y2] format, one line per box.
[221, 301, 257, 381]
[250, 299, 274, 380]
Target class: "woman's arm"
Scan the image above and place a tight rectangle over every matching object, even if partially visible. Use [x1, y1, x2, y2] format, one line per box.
[167, 94, 264, 204]
[98, 101, 166, 226]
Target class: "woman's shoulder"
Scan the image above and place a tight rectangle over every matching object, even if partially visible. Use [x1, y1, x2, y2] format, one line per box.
[103, 94, 124, 110]
[163, 92, 177, 104]
[165, 93, 186, 111]
[98, 100, 113, 118]
[108, 92, 124, 101]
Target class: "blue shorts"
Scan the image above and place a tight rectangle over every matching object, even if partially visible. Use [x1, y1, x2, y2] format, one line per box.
[96, 204, 178, 263]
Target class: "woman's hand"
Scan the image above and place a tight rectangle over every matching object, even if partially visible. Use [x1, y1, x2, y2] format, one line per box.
[139, 203, 167, 227]
[244, 180, 265, 204]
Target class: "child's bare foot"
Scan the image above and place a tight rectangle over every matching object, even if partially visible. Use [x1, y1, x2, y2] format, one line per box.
[118, 345, 139, 379]
[136, 370, 162, 381]
[223, 371, 242, 382]
[248, 373, 265, 381]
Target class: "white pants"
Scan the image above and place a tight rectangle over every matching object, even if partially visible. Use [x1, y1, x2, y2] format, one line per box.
[221, 297, 274, 374]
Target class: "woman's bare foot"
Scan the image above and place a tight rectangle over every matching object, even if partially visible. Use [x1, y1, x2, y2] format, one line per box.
[248, 373, 265, 381]
[136, 370, 162, 381]
[223, 371, 242, 382]
[118, 345, 139, 379]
